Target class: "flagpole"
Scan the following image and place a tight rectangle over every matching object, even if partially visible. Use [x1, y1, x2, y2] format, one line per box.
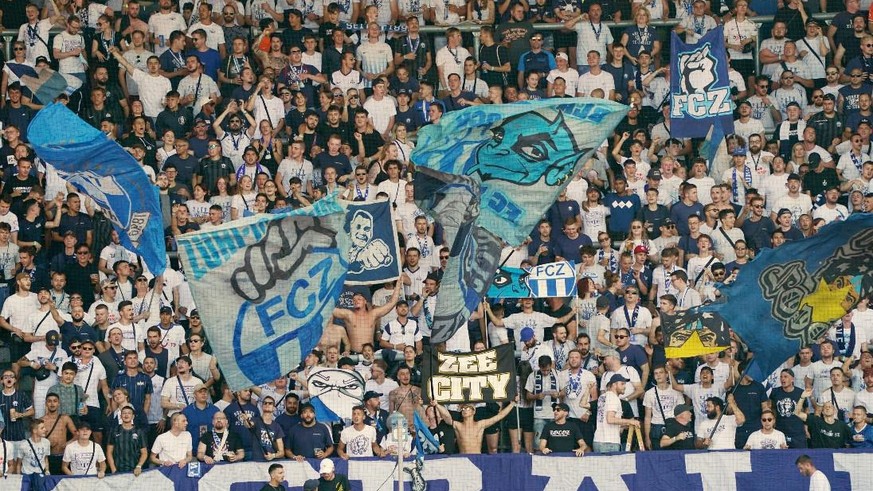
[706, 360, 749, 441]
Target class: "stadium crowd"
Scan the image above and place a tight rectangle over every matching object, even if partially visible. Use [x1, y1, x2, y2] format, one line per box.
[0, 0, 871, 487]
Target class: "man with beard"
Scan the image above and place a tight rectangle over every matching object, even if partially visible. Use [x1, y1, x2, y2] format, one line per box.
[106, 404, 148, 474]
[388, 366, 422, 426]
[698, 395, 746, 450]
[539, 401, 586, 456]
[142, 327, 170, 378]
[769, 368, 808, 448]
[286, 403, 335, 460]
[246, 395, 284, 461]
[362, 390, 389, 444]
[197, 411, 244, 463]
[223, 387, 260, 460]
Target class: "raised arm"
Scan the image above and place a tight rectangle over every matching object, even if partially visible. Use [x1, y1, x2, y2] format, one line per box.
[794, 388, 812, 422]
[370, 282, 402, 318]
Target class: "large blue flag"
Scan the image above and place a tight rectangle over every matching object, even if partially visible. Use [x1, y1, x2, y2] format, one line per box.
[413, 411, 440, 455]
[411, 99, 626, 246]
[414, 168, 503, 345]
[669, 25, 735, 138]
[701, 214, 873, 380]
[177, 197, 350, 389]
[28, 103, 166, 275]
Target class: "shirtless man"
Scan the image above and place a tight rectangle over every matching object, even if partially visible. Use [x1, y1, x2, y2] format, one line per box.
[318, 322, 352, 354]
[431, 398, 517, 454]
[42, 392, 78, 474]
[332, 283, 401, 352]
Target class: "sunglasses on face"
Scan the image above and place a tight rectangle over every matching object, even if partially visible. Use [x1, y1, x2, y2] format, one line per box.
[614, 335, 628, 339]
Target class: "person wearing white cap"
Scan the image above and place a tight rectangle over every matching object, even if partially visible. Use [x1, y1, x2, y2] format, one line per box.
[546, 52, 580, 97]
[318, 459, 350, 491]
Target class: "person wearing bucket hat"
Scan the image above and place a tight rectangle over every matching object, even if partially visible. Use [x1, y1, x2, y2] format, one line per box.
[593, 373, 639, 453]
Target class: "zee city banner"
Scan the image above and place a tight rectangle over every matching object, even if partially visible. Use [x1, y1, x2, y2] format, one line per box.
[421, 345, 517, 404]
[18, 449, 872, 490]
[669, 25, 735, 138]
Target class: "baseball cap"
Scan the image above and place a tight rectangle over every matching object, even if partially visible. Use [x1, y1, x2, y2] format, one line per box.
[607, 373, 629, 386]
[662, 218, 675, 227]
[601, 349, 620, 360]
[556, 52, 569, 61]
[552, 402, 570, 411]
[633, 244, 649, 254]
[35, 56, 50, 65]
[808, 153, 822, 165]
[777, 208, 792, 218]
[304, 480, 320, 491]
[338, 356, 355, 367]
[193, 383, 209, 392]
[319, 459, 335, 474]
[520, 327, 535, 342]
[160, 306, 173, 314]
[364, 390, 382, 401]
[806, 19, 819, 26]
[647, 169, 662, 180]
[786, 101, 801, 109]
[674, 404, 693, 417]
[299, 402, 315, 413]
[397, 88, 411, 96]
[731, 147, 747, 156]
[45, 330, 61, 346]
[194, 118, 207, 126]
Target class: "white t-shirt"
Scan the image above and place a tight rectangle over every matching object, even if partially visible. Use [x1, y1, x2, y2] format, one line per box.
[366, 378, 399, 411]
[75, 358, 108, 408]
[807, 359, 841, 400]
[593, 391, 623, 444]
[161, 374, 204, 416]
[610, 305, 653, 347]
[576, 70, 615, 98]
[62, 440, 106, 475]
[546, 68, 580, 96]
[157, 324, 187, 360]
[19, 437, 50, 475]
[151, 430, 193, 463]
[131, 70, 172, 118]
[1, 293, 40, 330]
[697, 413, 738, 450]
[106, 322, 144, 352]
[340, 424, 378, 457]
[643, 386, 685, 426]
[559, 368, 597, 420]
[745, 428, 787, 449]
[363, 96, 397, 135]
[809, 470, 832, 491]
[252, 95, 285, 138]
[148, 12, 187, 56]
[681, 382, 726, 433]
[53, 31, 86, 74]
[277, 158, 314, 194]
[503, 311, 560, 352]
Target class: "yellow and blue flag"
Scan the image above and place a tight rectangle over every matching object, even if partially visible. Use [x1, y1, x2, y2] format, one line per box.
[702, 214, 872, 379]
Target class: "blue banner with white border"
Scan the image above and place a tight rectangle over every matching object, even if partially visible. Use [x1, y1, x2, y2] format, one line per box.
[669, 26, 735, 138]
[344, 200, 401, 285]
[24, 449, 873, 490]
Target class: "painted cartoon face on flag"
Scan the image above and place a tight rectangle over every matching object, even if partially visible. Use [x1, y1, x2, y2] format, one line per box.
[662, 310, 730, 359]
[307, 368, 365, 421]
[411, 100, 627, 246]
[702, 215, 873, 380]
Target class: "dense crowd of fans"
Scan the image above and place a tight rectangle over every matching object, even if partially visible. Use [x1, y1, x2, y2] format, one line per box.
[0, 0, 871, 488]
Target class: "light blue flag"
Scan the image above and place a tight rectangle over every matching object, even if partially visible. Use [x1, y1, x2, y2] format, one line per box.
[177, 196, 350, 389]
[344, 200, 401, 285]
[414, 167, 504, 345]
[28, 103, 166, 275]
[413, 411, 440, 455]
[700, 214, 872, 380]
[411, 99, 627, 246]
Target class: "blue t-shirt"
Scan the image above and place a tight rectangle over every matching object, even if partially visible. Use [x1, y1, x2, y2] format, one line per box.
[850, 423, 873, 448]
[553, 233, 592, 263]
[670, 201, 704, 237]
[604, 193, 641, 234]
[183, 403, 220, 448]
[286, 421, 334, 457]
[224, 401, 261, 453]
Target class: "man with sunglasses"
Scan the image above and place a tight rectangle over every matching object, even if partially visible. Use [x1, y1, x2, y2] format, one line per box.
[73, 338, 110, 444]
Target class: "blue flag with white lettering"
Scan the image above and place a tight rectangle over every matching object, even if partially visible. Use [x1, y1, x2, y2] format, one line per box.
[411, 99, 627, 246]
[28, 103, 166, 275]
[700, 214, 873, 380]
[177, 197, 350, 389]
[669, 26, 735, 138]
[344, 200, 401, 285]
